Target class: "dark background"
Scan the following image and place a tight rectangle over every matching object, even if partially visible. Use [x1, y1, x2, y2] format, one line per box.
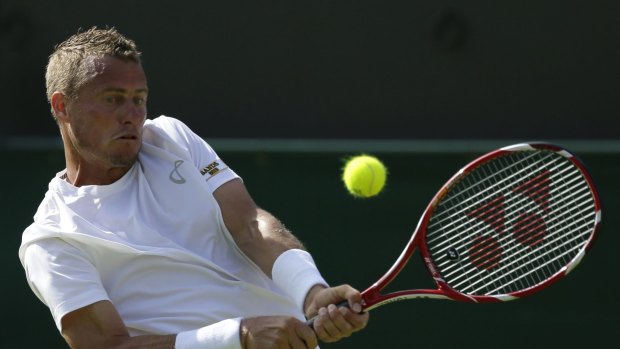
[1, 0, 618, 139]
[1, 0, 618, 348]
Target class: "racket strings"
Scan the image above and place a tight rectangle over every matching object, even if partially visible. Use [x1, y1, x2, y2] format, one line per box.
[431, 170, 590, 259]
[442, 183, 592, 294]
[478, 220, 593, 295]
[429, 166, 582, 252]
[449, 204, 593, 294]
[425, 150, 597, 296]
[427, 155, 582, 255]
[427, 151, 561, 238]
[455, 169, 592, 294]
[455, 169, 592, 292]
[427, 152, 580, 247]
[429, 151, 549, 219]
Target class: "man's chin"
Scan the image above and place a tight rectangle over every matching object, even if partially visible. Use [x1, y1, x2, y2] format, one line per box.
[110, 144, 141, 167]
[109, 153, 139, 168]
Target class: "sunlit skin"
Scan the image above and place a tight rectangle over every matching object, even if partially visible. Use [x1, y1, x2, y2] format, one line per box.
[51, 55, 148, 186]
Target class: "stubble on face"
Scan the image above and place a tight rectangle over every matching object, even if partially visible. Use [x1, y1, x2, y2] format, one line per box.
[63, 55, 147, 180]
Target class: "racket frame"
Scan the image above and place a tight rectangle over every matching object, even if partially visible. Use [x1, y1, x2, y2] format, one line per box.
[359, 143, 601, 311]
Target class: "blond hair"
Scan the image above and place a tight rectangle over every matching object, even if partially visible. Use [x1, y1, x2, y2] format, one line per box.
[45, 27, 142, 115]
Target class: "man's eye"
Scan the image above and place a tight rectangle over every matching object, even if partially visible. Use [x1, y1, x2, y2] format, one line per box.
[105, 96, 118, 103]
[134, 97, 146, 106]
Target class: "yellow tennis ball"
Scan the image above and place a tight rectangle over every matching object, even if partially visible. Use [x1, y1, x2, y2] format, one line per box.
[342, 155, 387, 198]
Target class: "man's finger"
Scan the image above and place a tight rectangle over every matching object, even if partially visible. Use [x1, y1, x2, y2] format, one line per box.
[295, 319, 318, 349]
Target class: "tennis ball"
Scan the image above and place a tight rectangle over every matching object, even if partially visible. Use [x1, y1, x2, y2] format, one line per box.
[342, 155, 387, 198]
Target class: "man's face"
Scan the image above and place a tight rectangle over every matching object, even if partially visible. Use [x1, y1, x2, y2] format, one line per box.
[64, 55, 148, 169]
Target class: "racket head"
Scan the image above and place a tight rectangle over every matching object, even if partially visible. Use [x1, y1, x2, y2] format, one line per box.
[415, 142, 601, 302]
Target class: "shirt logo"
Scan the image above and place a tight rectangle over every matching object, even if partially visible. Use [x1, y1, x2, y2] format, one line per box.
[170, 160, 186, 184]
[200, 161, 221, 176]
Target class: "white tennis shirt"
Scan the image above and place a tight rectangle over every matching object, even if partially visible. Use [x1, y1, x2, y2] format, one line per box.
[18, 116, 303, 335]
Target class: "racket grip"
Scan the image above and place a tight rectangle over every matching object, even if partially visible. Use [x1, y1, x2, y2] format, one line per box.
[305, 300, 350, 328]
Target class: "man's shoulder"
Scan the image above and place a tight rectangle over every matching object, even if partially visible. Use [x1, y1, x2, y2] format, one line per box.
[143, 116, 195, 143]
[144, 115, 189, 133]
[140, 115, 198, 161]
[145, 114, 176, 126]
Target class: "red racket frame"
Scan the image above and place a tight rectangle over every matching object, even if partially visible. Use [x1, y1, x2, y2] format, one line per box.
[359, 143, 602, 311]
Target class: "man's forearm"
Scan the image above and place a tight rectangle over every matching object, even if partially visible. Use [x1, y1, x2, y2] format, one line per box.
[233, 208, 305, 277]
[256, 208, 305, 250]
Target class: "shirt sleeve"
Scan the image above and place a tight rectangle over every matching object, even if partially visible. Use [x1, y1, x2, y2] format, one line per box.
[22, 238, 110, 332]
[147, 116, 240, 192]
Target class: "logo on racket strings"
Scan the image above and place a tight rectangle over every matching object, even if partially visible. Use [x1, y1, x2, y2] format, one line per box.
[447, 248, 460, 260]
[465, 170, 551, 271]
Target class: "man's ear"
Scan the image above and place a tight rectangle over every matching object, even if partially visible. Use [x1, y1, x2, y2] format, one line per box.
[50, 91, 69, 121]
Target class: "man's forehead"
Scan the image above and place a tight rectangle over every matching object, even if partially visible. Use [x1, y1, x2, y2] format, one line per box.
[84, 54, 140, 74]
[83, 55, 147, 91]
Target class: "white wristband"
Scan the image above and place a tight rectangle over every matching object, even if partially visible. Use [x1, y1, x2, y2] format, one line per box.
[272, 249, 329, 312]
[175, 318, 242, 349]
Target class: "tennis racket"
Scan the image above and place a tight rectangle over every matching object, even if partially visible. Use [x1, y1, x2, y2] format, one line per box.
[310, 142, 601, 324]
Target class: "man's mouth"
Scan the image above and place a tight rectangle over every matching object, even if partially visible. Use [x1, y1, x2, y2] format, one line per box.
[116, 132, 139, 140]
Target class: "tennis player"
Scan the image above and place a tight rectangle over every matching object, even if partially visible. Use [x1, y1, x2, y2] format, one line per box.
[18, 27, 368, 349]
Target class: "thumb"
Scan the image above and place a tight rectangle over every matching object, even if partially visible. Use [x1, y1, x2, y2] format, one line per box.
[334, 284, 364, 313]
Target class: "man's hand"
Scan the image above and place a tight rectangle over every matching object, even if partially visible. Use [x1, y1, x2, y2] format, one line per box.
[304, 285, 369, 343]
[240, 316, 317, 349]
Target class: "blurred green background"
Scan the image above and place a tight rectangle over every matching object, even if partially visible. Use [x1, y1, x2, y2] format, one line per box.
[3, 140, 615, 348]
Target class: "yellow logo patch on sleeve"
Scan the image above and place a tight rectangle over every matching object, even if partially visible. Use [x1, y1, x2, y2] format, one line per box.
[200, 161, 221, 176]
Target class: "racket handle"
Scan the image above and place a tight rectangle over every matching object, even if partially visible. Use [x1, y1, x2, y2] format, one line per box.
[305, 300, 350, 328]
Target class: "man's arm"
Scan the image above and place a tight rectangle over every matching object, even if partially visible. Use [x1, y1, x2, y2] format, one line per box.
[213, 179, 369, 344]
[213, 178, 302, 277]
[62, 300, 314, 349]
[60, 300, 176, 349]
